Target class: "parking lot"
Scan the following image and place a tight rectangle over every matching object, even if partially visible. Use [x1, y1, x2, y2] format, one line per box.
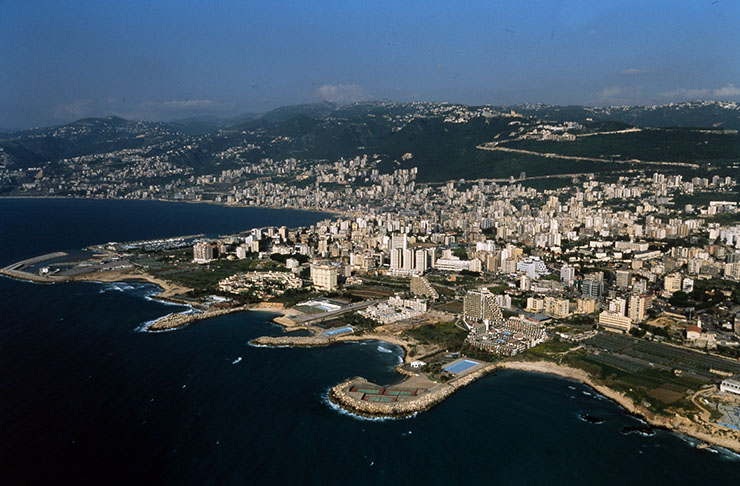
[584, 333, 740, 381]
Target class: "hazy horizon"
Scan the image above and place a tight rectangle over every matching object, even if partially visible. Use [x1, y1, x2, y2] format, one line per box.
[2, 0, 739, 129]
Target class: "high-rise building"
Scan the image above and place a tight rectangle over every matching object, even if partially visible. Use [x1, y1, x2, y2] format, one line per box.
[526, 297, 545, 313]
[628, 294, 651, 323]
[560, 264, 575, 286]
[516, 257, 548, 279]
[581, 276, 604, 298]
[402, 248, 415, 271]
[318, 238, 329, 256]
[236, 245, 248, 259]
[310, 263, 338, 291]
[464, 288, 504, 324]
[616, 269, 632, 289]
[494, 293, 512, 309]
[193, 242, 215, 263]
[576, 298, 597, 314]
[608, 297, 627, 316]
[664, 273, 682, 293]
[391, 233, 407, 250]
[390, 248, 403, 270]
[414, 249, 429, 273]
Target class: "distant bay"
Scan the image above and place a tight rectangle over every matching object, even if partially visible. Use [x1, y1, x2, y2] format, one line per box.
[0, 197, 331, 267]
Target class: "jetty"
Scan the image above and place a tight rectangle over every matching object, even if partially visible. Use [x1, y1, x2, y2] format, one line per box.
[147, 305, 249, 331]
[0, 252, 68, 282]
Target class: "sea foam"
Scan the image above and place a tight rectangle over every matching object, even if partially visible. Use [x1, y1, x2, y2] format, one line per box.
[321, 388, 417, 422]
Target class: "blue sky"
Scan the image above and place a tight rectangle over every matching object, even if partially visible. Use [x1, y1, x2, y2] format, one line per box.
[1, 0, 739, 128]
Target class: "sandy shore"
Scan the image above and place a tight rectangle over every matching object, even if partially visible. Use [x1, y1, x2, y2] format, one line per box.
[495, 360, 740, 454]
[337, 334, 414, 363]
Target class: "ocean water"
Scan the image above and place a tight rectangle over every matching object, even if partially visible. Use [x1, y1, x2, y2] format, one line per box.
[1, 198, 739, 485]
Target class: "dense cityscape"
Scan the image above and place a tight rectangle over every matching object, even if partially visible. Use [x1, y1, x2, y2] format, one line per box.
[3, 97, 740, 451]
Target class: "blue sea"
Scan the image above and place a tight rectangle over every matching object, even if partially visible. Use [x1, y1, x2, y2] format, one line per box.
[1, 198, 738, 485]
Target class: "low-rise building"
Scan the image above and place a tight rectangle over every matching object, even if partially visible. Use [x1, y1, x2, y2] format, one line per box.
[720, 375, 740, 396]
[598, 311, 632, 333]
[576, 298, 597, 314]
[544, 296, 570, 318]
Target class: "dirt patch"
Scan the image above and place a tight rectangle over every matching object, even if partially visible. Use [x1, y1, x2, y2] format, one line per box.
[436, 301, 463, 313]
[647, 386, 685, 404]
[647, 316, 677, 327]
[347, 288, 394, 299]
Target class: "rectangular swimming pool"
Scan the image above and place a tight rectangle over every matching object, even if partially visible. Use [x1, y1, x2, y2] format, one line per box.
[443, 359, 481, 374]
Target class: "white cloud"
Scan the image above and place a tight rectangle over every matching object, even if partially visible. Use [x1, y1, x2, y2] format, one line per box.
[315, 84, 370, 103]
[659, 83, 740, 99]
[621, 68, 653, 76]
[598, 85, 624, 98]
[714, 83, 740, 97]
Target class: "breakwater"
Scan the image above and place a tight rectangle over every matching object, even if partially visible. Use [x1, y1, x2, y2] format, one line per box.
[148, 306, 249, 330]
[328, 365, 495, 418]
[251, 335, 334, 347]
[0, 252, 69, 283]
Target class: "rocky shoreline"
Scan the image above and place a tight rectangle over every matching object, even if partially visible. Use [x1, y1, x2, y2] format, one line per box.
[494, 360, 740, 455]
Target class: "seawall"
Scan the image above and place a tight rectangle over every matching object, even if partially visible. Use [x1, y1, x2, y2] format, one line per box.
[148, 306, 249, 330]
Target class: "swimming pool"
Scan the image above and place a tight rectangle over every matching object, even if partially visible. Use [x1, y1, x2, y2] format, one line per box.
[443, 359, 481, 374]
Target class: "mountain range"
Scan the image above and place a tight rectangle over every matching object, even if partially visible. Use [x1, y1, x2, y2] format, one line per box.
[1, 100, 739, 187]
